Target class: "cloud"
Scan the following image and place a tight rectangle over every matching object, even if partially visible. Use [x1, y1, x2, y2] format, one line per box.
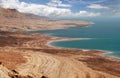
[113, 10, 120, 15]
[76, 11, 101, 17]
[0, 0, 20, 9]
[87, 4, 109, 9]
[47, 0, 71, 8]
[65, 0, 107, 4]
[108, 0, 120, 15]
[0, 0, 101, 18]
[53, 10, 101, 18]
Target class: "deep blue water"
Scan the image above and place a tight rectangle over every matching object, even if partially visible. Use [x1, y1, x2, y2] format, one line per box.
[30, 18, 120, 57]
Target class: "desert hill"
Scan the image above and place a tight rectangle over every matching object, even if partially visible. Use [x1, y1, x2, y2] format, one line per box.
[0, 7, 48, 19]
[0, 7, 90, 32]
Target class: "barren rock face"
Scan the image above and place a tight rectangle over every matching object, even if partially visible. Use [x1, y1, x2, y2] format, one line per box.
[0, 8, 24, 18]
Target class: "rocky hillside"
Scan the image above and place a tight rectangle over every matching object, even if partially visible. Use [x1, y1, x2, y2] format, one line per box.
[0, 7, 49, 31]
[0, 8, 24, 18]
[0, 7, 48, 19]
[0, 7, 90, 32]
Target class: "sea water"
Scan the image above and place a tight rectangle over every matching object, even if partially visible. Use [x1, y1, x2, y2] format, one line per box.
[30, 17, 120, 57]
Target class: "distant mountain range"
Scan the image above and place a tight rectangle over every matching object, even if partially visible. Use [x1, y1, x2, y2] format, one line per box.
[0, 7, 50, 31]
[0, 7, 90, 32]
[0, 7, 48, 19]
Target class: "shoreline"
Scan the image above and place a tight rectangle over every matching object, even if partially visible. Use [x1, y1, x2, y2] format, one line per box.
[47, 36, 120, 59]
[47, 37, 92, 48]
[0, 31, 120, 78]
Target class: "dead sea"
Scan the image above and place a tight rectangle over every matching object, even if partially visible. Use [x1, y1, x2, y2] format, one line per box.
[36, 18, 120, 58]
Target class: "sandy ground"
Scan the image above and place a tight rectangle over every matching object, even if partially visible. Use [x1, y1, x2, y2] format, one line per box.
[0, 51, 26, 69]
[0, 31, 120, 78]
[16, 51, 119, 78]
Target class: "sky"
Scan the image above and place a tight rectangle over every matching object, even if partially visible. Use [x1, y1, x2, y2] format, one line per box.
[0, 0, 120, 19]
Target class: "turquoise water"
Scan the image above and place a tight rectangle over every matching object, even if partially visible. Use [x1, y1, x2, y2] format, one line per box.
[30, 18, 120, 57]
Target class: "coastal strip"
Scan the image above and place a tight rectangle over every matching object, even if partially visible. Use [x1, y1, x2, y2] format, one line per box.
[0, 31, 120, 78]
